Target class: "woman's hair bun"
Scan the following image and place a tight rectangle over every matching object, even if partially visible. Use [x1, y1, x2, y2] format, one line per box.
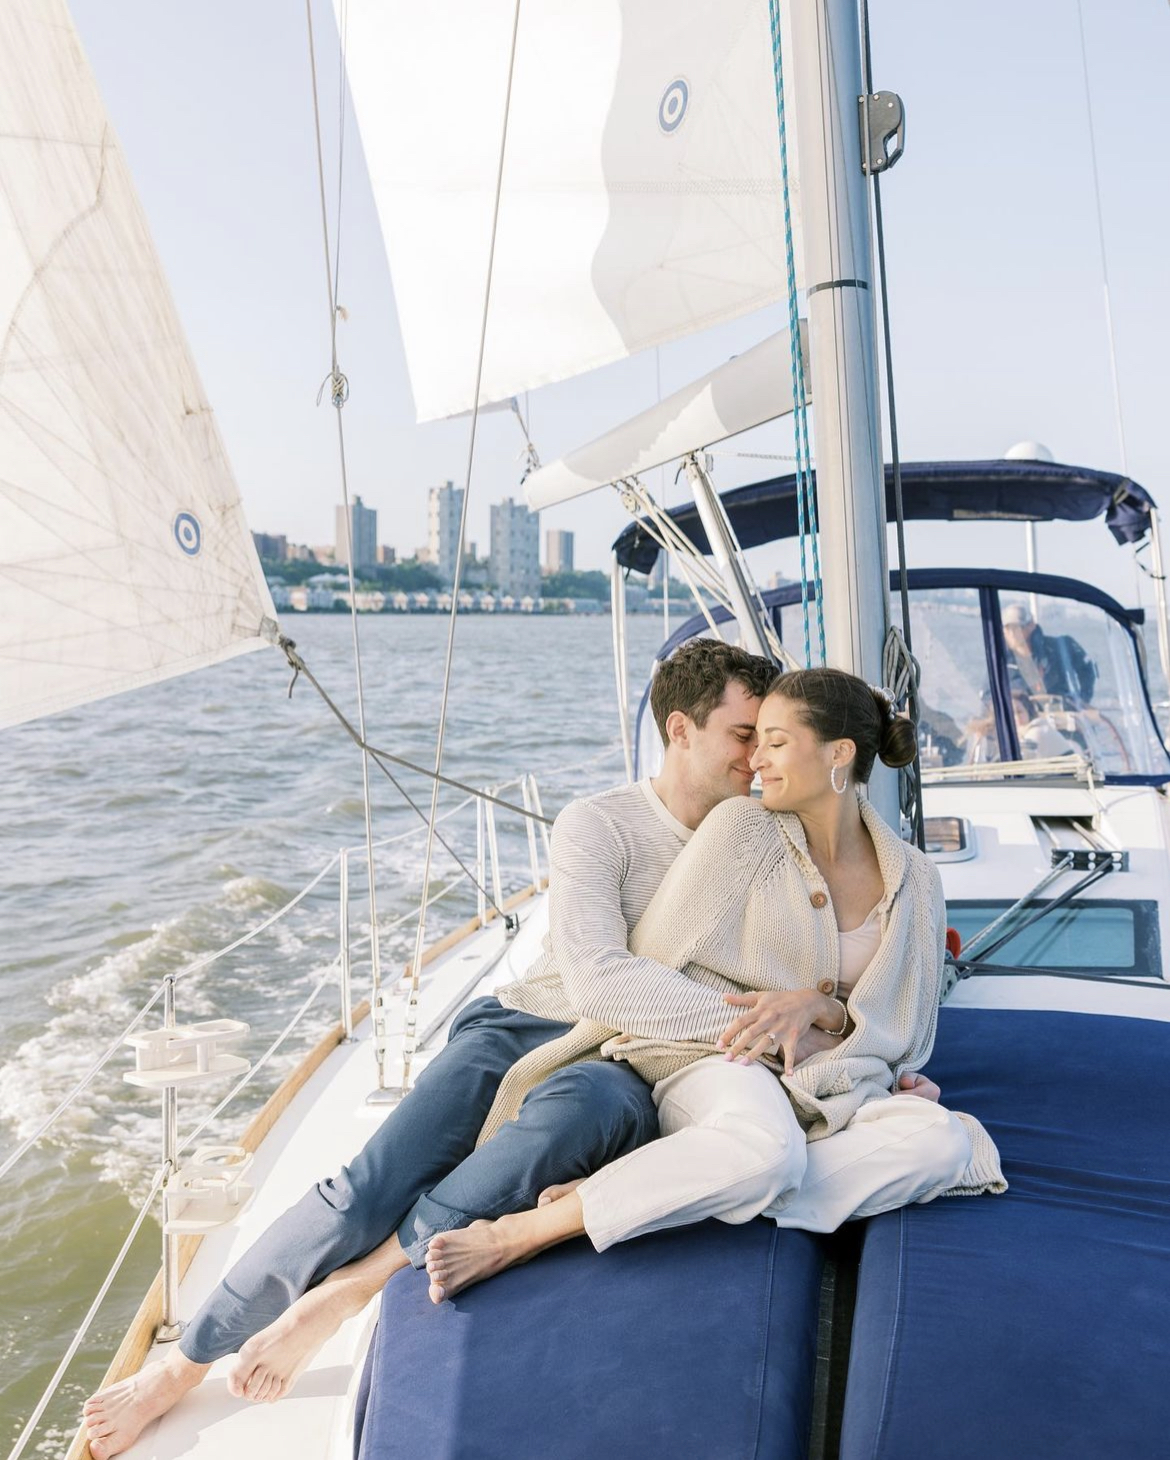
[878, 715, 918, 769]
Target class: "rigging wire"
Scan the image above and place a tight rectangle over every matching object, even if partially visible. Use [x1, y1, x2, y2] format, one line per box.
[303, 0, 383, 1010]
[279, 638, 545, 920]
[7, 1167, 167, 1460]
[860, 0, 925, 850]
[401, 0, 527, 1091]
[767, 0, 825, 668]
[1074, 0, 1128, 476]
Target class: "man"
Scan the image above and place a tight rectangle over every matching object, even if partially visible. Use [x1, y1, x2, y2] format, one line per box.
[1002, 602, 1096, 705]
[82, 638, 778, 1458]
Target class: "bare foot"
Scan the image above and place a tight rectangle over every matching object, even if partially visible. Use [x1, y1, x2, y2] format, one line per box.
[227, 1280, 363, 1404]
[83, 1351, 208, 1458]
[536, 1177, 585, 1206]
[425, 1218, 524, 1303]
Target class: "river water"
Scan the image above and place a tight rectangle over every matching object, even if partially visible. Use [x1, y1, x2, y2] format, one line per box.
[0, 612, 667, 1451]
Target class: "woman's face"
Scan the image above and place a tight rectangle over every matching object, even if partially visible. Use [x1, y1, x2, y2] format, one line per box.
[750, 693, 852, 812]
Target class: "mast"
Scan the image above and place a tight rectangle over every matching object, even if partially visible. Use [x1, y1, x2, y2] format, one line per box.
[789, 0, 896, 824]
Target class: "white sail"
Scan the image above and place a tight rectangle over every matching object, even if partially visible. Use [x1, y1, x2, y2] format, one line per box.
[0, 0, 276, 732]
[342, 0, 802, 422]
[525, 328, 808, 508]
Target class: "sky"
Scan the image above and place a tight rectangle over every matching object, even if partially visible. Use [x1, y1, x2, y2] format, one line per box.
[68, 0, 1170, 605]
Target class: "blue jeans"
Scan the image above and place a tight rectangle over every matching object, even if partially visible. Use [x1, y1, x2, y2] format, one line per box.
[180, 996, 657, 1363]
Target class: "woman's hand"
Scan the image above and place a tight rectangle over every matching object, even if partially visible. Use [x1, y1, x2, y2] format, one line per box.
[897, 1070, 941, 1102]
[718, 989, 824, 1075]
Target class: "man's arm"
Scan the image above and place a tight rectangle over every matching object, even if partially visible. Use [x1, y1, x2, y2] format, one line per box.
[549, 801, 732, 1043]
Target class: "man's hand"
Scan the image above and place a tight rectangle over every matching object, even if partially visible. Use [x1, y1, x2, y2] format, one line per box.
[792, 1027, 841, 1063]
[897, 1071, 941, 1102]
[718, 989, 822, 1075]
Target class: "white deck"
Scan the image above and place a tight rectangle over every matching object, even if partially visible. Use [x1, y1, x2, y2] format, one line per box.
[115, 780, 1170, 1457]
[123, 894, 551, 1460]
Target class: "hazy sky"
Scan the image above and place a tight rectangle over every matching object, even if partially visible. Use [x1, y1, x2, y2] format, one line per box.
[69, 0, 1169, 605]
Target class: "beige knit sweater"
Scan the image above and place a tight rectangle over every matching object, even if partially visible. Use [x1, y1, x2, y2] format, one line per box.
[481, 795, 1005, 1199]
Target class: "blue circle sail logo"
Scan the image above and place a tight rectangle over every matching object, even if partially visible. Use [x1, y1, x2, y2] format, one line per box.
[658, 78, 689, 134]
[174, 511, 202, 556]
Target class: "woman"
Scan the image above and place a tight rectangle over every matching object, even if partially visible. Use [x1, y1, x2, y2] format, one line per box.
[426, 669, 1005, 1300]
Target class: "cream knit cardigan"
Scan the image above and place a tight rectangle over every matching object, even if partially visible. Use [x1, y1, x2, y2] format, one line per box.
[481, 795, 1005, 1198]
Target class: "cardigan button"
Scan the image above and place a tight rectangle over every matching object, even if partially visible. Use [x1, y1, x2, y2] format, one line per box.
[809, 891, 828, 909]
[818, 978, 835, 995]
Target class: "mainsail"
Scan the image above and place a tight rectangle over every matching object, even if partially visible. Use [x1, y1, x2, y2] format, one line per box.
[0, 0, 276, 731]
[342, 0, 802, 422]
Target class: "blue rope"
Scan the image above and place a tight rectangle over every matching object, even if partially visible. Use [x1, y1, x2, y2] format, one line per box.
[768, 0, 826, 667]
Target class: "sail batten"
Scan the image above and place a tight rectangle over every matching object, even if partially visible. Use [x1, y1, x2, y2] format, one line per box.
[0, 0, 275, 732]
[342, 0, 802, 422]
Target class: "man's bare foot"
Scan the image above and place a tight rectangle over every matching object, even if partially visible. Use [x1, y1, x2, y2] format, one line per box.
[425, 1218, 526, 1303]
[83, 1351, 208, 1459]
[227, 1280, 364, 1404]
[536, 1177, 585, 1206]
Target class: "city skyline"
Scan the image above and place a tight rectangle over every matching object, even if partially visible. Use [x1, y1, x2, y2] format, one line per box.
[69, 0, 1170, 608]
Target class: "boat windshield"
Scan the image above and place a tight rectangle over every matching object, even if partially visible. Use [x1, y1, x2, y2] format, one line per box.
[903, 584, 1170, 779]
[633, 573, 1170, 784]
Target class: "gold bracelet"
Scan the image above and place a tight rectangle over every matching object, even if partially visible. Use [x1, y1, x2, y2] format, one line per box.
[824, 996, 849, 1037]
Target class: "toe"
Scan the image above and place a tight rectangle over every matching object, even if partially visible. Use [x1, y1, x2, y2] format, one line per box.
[428, 1282, 446, 1304]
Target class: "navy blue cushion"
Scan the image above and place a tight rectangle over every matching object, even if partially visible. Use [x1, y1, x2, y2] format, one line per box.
[355, 1219, 824, 1460]
[840, 1007, 1170, 1460]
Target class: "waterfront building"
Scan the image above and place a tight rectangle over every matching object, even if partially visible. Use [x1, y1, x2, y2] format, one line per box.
[252, 531, 287, 561]
[335, 494, 377, 570]
[490, 496, 540, 598]
[545, 528, 574, 573]
[289, 586, 338, 611]
[427, 480, 464, 583]
[377, 543, 397, 565]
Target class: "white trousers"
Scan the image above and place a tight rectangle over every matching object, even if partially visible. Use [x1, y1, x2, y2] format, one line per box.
[577, 1055, 971, 1252]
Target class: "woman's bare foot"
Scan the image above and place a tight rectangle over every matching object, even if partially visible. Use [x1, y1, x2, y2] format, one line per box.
[83, 1350, 208, 1458]
[227, 1280, 364, 1404]
[425, 1218, 526, 1303]
[426, 1193, 587, 1304]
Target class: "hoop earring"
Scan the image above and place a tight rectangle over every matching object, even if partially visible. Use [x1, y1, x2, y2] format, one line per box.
[830, 764, 848, 795]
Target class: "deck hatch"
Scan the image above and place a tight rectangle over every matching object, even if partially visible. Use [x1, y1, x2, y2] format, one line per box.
[947, 897, 1160, 977]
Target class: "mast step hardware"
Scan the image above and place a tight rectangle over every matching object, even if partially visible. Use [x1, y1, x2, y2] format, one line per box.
[1050, 848, 1128, 872]
[859, 90, 905, 175]
[123, 1018, 251, 1089]
[164, 1146, 255, 1235]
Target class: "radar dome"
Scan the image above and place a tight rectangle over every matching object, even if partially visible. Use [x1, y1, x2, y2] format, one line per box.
[1003, 440, 1055, 463]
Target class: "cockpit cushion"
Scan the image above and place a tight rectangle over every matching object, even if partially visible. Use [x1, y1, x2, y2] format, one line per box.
[839, 1006, 1170, 1460]
[354, 1218, 824, 1459]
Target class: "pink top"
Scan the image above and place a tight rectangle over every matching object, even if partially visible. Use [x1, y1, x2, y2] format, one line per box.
[837, 904, 882, 997]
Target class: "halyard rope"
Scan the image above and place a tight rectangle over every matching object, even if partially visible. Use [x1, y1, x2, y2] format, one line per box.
[304, 0, 384, 1014]
[400, 0, 526, 1090]
[768, 0, 825, 668]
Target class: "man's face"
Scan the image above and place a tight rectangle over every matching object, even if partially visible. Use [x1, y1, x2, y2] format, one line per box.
[1004, 620, 1035, 655]
[674, 679, 762, 806]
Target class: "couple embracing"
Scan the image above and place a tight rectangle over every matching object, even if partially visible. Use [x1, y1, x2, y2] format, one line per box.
[84, 640, 1004, 1458]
